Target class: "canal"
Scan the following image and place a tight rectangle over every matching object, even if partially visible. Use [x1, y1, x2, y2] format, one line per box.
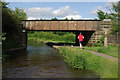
[3, 42, 99, 78]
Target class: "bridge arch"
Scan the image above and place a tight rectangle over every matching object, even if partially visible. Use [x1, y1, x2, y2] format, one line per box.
[21, 20, 113, 47]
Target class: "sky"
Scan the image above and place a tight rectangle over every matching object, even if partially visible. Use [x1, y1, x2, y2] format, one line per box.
[7, 2, 114, 20]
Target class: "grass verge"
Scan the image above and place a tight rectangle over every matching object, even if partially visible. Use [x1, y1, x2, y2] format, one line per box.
[59, 46, 118, 78]
[85, 46, 118, 58]
[27, 31, 75, 43]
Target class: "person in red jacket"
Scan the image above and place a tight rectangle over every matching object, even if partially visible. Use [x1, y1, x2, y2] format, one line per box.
[78, 32, 84, 48]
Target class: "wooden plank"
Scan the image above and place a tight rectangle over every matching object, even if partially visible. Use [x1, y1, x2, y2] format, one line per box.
[42, 21, 50, 30]
[32, 21, 36, 30]
[51, 21, 59, 30]
[30, 21, 33, 29]
[34, 21, 38, 30]
[24, 21, 27, 28]
[92, 21, 98, 30]
[77, 21, 85, 30]
[86, 21, 93, 30]
[27, 21, 30, 30]
[33, 21, 42, 30]
[38, 21, 43, 30]
[60, 21, 68, 30]
[69, 21, 77, 30]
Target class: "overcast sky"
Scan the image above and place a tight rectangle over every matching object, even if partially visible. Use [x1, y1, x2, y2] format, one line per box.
[7, 1, 114, 20]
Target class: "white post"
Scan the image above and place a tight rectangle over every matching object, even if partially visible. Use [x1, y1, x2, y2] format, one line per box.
[104, 29, 108, 48]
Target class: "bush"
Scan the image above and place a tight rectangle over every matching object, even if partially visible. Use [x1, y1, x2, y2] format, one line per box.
[87, 43, 93, 47]
[2, 54, 9, 61]
[73, 55, 86, 69]
[94, 42, 102, 47]
[100, 35, 104, 44]
[93, 35, 105, 47]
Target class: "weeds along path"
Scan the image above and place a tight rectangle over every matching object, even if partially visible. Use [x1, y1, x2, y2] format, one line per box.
[53, 45, 119, 61]
[86, 50, 118, 61]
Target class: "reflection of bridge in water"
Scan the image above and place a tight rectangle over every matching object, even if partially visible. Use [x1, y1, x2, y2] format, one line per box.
[21, 20, 111, 46]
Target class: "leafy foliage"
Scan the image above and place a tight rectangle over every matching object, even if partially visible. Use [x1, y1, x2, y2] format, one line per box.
[70, 17, 74, 20]
[97, 9, 112, 20]
[13, 7, 27, 23]
[51, 17, 58, 20]
[2, 1, 27, 33]
[64, 17, 68, 20]
[1, 0, 27, 59]
[97, 2, 120, 33]
[93, 35, 104, 47]
[100, 35, 104, 43]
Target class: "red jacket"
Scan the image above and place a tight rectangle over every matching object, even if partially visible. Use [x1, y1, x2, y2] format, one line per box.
[78, 35, 84, 41]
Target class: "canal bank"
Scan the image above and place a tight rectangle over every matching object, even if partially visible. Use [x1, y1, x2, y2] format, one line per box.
[2, 42, 100, 78]
[53, 46, 118, 78]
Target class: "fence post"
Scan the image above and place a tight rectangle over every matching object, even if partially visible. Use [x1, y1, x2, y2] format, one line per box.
[104, 29, 108, 48]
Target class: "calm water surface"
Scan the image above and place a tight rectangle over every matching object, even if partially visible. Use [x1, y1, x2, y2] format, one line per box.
[3, 42, 99, 78]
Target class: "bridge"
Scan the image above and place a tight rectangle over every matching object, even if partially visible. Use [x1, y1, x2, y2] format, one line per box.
[22, 20, 101, 31]
[21, 20, 111, 46]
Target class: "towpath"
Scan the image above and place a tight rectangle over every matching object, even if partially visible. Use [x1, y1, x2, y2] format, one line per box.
[53, 45, 119, 61]
[86, 50, 118, 61]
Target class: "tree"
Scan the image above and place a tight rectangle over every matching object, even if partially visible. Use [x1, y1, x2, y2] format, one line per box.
[97, 2, 120, 33]
[13, 7, 27, 23]
[97, 9, 113, 20]
[64, 17, 68, 20]
[51, 17, 58, 20]
[71, 17, 74, 20]
[2, 1, 27, 33]
[97, 9, 106, 20]
[1, 1, 27, 51]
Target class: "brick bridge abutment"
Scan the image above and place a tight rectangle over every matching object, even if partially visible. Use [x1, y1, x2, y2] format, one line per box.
[20, 19, 119, 48]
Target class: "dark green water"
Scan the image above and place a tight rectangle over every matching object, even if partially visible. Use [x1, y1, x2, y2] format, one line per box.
[3, 42, 99, 78]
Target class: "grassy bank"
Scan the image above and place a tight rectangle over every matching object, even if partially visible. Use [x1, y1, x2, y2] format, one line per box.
[85, 46, 118, 58]
[28, 31, 75, 43]
[59, 46, 118, 78]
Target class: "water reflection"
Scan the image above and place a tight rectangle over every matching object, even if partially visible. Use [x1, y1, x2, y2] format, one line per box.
[3, 42, 99, 78]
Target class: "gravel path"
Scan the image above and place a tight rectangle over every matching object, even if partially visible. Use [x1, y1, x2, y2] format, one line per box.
[86, 50, 118, 61]
[53, 45, 119, 61]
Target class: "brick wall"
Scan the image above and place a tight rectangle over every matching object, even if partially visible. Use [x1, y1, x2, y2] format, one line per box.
[107, 33, 120, 46]
[88, 20, 119, 46]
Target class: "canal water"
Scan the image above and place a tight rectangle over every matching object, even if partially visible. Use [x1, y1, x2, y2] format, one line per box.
[3, 42, 99, 78]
